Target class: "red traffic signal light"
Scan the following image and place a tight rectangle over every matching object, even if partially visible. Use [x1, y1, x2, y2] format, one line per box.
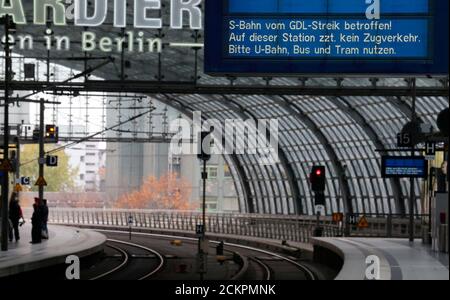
[310, 166, 326, 192]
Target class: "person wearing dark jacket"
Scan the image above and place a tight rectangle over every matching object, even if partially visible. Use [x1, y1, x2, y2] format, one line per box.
[31, 202, 42, 244]
[8, 193, 23, 242]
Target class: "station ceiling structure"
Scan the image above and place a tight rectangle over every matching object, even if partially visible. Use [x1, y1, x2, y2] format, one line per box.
[1, 1, 448, 216]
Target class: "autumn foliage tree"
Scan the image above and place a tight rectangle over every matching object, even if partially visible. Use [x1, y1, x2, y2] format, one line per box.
[114, 172, 195, 210]
[20, 144, 79, 192]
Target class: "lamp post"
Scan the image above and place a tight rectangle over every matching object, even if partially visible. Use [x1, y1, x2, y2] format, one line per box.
[197, 130, 212, 280]
[409, 78, 417, 243]
[1, 14, 15, 252]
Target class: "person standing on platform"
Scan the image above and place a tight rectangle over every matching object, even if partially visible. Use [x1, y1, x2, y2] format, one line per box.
[8, 192, 23, 242]
[216, 241, 224, 255]
[41, 199, 49, 239]
[31, 198, 42, 244]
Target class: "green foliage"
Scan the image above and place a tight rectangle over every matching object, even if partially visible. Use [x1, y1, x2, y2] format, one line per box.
[20, 145, 79, 192]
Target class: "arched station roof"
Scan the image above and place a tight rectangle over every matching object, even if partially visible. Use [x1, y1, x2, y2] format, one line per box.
[2, 0, 448, 215]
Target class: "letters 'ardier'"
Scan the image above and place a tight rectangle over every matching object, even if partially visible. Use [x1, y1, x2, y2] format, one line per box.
[0, 0, 203, 29]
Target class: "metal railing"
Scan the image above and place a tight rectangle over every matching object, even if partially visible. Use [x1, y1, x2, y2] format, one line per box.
[22, 208, 426, 242]
[29, 208, 339, 243]
[344, 213, 427, 238]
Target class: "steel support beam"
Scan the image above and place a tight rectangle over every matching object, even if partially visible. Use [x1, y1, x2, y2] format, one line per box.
[4, 81, 449, 97]
[389, 96, 424, 124]
[278, 96, 354, 214]
[334, 97, 404, 215]
[4, 136, 175, 144]
[220, 95, 302, 215]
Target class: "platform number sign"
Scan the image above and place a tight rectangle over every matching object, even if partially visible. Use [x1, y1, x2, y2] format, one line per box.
[348, 214, 358, 226]
[397, 132, 412, 148]
[425, 142, 436, 160]
[21, 177, 31, 185]
[46, 156, 58, 167]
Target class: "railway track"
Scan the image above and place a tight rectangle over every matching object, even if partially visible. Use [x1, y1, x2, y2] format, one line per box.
[85, 239, 165, 280]
[223, 242, 316, 280]
[248, 257, 272, 280]
[93, 229, 316, 280]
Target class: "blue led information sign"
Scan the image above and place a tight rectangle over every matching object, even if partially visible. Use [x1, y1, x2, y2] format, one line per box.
[205, 0, 449, 75]
[381, 156, 428, 178]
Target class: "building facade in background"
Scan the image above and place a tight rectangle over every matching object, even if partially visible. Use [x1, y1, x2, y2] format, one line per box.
[104, 99, 239, 212]
[59, 125, 107, 192]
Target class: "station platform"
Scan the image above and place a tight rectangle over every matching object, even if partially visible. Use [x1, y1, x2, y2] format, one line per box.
[0, 224, 106, 278]
[311, 237, 449, 280]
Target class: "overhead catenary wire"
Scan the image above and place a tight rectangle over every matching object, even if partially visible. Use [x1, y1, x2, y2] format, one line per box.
[54, 105, 164, 135]
[0, 58, 113, 108]
[10, 58, 114, 104]
[20, 107, 155, 167]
